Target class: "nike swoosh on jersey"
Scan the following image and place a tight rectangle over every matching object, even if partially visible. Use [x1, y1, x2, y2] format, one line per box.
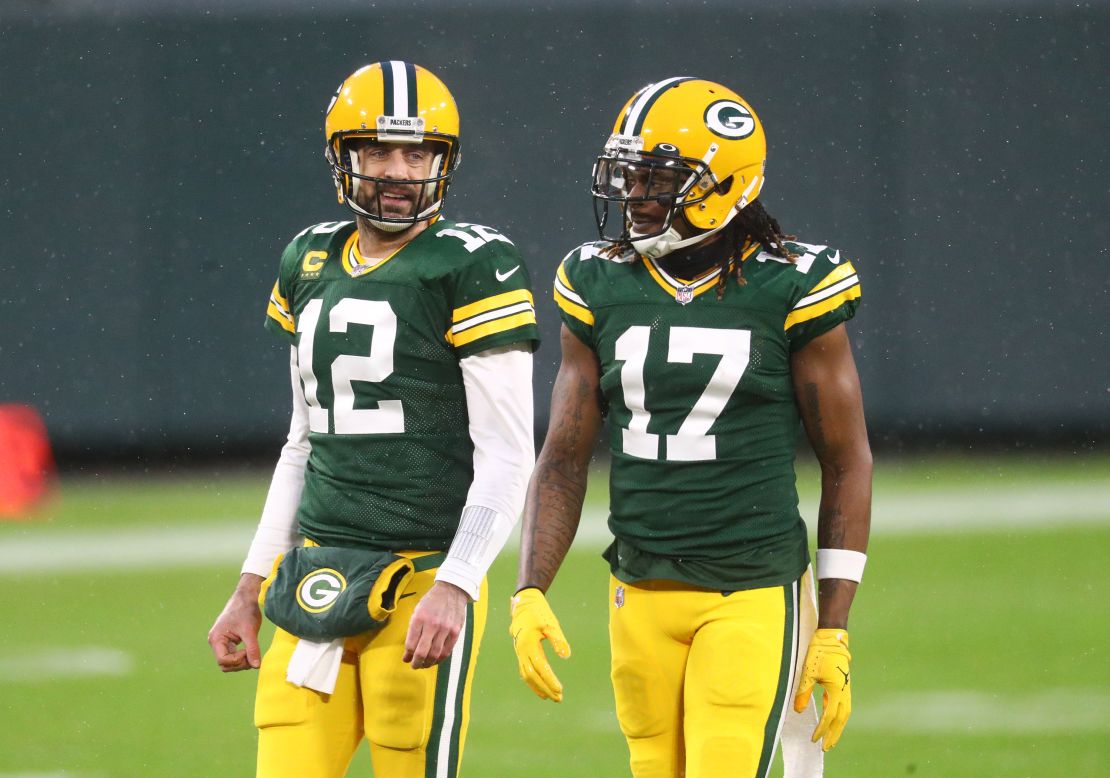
[495, 265, 521, 282]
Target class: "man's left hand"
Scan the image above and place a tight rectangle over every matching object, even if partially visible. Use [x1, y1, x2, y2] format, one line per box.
[793, 628, 853, 751]
[403, 581, 470, 669]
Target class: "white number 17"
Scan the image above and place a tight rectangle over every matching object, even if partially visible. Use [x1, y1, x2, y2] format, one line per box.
[614, 326, 751, 461]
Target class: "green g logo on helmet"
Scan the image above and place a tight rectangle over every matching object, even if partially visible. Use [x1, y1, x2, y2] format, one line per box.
[704, 100, 755, 139]
[295, 568, 347, 613]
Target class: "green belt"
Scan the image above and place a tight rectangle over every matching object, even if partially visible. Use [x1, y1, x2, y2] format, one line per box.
[412, 552, 447, 573]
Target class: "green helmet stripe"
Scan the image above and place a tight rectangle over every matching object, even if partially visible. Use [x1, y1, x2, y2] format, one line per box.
[622, 76, 695, 136]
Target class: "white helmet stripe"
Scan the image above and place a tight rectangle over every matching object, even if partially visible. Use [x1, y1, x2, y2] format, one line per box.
[378, 60, 418, 117]
[621, 76, 694, 136]
[387, 60, 409, 116]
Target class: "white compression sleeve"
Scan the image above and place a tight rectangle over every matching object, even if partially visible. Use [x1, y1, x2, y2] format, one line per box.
[435, 344, 535, 600]
[241, 346, 309, 578]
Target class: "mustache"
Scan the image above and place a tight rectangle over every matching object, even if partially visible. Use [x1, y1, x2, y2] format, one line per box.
[373, 184, 418, 199]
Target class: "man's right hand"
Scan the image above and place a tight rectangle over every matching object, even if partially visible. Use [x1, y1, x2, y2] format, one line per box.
[207, 573, 265, 672]
[509, 587, 571, 702]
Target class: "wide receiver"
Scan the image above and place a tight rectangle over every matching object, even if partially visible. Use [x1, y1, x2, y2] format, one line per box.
[208, 61, 538, 778]
[510, 77, 872, 777]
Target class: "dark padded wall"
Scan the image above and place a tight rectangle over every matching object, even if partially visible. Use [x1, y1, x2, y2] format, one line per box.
[1, 4, 1106, 457]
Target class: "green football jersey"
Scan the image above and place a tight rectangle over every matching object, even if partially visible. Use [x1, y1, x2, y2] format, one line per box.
[265, 219, 539, 551]
[554, 239, 861, 591]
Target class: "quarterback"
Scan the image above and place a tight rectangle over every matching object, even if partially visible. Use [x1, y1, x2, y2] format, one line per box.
[208, 62, 538, 778]
[510, 78, 872, 778]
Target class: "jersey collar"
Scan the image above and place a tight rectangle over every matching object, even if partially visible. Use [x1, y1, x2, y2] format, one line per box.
[642, 241, 760, 302]
[341, 230, 405, 278]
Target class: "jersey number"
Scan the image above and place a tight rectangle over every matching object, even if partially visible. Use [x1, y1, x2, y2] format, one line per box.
[614, 326, 751, 461]
[436, 223, 513, 253]
[296, 298, 403, 435]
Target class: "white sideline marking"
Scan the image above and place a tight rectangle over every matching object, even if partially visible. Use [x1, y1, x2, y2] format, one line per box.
[570, 482, 1110, 545]
[0, 524, 255, 575]
[852, 689, 1110, 733]
[0, 483, 1106, 576]
[0, 647, 133, 682]
[867, 483, 1110, 535]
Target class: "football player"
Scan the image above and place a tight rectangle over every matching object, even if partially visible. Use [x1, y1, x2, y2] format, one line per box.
[208, 61, 538, 778]
[510, 78, 871, 777]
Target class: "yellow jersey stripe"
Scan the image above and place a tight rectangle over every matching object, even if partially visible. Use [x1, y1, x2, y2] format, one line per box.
[784, 285, 861, 330]
[554, 275, 587, 308]
[808, 261, 858, 294]
[556, 262, 576, 291]
[450, 311, 538, 347]
[452, 302, 535, 334]
[267, 302, 296, 333]
[644, 258, 731, 300]
[452, 288, 535, 323]
[270, 281, 290, 310]
[267, 281, 295, 333]
[645, 258, 721, 291]
[554, 289, 595, 325]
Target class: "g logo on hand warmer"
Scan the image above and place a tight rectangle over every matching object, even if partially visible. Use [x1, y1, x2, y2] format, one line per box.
[296, 568, 347, 613]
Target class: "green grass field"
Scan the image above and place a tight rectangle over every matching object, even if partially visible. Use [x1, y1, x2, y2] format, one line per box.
[1, 453, 1108, 777]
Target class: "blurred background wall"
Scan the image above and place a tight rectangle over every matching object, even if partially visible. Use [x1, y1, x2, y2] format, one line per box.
[1, 0, 1106, 464]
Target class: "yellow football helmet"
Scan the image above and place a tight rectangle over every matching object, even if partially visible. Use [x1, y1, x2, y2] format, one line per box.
[325, 61, 461, 230]
[592, 77, 767, 258]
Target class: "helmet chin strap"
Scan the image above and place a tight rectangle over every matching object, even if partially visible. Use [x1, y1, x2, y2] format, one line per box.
[630, 205, 740, 260]
[365, 217, 413, 233]
[365, 195, 443, 232]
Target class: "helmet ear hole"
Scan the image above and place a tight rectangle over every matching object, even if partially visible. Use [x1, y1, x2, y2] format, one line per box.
[716, 176, 734, 195]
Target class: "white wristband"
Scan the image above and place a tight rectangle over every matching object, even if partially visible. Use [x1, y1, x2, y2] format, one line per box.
[816, 549, 867, 582]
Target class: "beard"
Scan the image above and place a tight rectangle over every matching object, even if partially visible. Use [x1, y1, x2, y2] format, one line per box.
[353, 180, 425, 220]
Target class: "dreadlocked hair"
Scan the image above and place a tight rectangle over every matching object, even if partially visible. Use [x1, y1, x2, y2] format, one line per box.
[714, 199, 798, 300]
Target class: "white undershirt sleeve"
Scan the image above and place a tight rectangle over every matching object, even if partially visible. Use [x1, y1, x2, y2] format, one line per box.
[435, 343, 535, 600]
[241, 346, 310, 578]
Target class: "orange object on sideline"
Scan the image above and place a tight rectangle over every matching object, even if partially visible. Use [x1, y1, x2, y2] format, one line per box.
[0, 404, 56, 518]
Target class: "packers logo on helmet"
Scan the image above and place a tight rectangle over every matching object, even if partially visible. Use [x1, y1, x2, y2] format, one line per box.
[591, 77, 767, 258]
[325, 61, 461, 231]
[704, 100, 756, 139]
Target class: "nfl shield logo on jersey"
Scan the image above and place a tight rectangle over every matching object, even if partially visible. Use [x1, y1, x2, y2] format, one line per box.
[614, 585, 625, 608]
[675, 286, 693, 305]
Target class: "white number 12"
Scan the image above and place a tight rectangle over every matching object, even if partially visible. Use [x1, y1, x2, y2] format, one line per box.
[296, 298, 404, 435]
[614, 325, 751, 461]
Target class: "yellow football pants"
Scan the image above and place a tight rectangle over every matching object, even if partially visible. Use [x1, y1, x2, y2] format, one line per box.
[608, 575, 800, 778]
[254, 552, 487, 778]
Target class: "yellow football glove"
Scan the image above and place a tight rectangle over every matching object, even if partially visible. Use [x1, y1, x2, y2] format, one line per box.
[509, 587, 571, 702]
[793, 628, 853, 751]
